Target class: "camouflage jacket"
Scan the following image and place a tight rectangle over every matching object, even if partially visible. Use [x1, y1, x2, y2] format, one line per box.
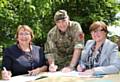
[44, 21, 84, 69]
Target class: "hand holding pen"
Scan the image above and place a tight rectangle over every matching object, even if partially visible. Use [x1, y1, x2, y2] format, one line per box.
[77, 64, 86, 72]
[2, 67, 12, 80]
[49, 62, 58, 72]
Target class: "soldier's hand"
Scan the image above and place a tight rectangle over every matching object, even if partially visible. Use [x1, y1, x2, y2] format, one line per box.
[49, 63, 58, 72]
[61, 66, 73, 73]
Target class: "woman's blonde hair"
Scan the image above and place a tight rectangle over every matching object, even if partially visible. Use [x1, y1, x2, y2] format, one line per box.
[15, 25, 34, 39]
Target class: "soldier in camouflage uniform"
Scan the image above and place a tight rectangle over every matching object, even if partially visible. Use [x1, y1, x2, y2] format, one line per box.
[44, 10, 84, 72]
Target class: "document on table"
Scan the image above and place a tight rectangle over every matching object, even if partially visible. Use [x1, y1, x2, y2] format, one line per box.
[0, 71, 95, 82]
[0, 74, 41, 82]
[46, 71, 93, 77]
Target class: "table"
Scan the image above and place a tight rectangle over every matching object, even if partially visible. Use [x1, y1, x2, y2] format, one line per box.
[31, 74, 120, 82]
[0, 71, 120, 82]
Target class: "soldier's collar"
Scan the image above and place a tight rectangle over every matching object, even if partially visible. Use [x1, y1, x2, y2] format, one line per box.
[59, 30, 66, 35]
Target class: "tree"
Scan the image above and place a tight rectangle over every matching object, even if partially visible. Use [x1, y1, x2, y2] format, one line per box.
[0, 0, 52, 48]
[51, 0, 120, 40]
[0, 0, 120, 51]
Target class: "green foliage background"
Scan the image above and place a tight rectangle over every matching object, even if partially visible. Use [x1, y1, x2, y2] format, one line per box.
[0, 0, 120, 54]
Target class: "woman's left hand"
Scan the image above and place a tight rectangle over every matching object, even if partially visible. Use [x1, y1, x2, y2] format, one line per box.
[28, 68, 40, 76]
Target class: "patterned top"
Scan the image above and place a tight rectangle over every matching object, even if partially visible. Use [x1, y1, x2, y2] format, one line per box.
[85, 42, 104, 69]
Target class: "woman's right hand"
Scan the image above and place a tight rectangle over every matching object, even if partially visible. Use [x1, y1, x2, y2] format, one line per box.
[77, 64, 85, 72]
[49, 63, 58, 72]
[1, 69, 12, 80]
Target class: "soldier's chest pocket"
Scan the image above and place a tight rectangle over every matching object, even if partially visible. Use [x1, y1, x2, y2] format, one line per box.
[55, 37, 72, 48]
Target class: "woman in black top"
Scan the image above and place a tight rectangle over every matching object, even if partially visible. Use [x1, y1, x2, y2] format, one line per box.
[1, 25, 48, 80]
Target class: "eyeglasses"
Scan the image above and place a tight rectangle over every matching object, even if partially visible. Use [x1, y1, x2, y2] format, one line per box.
[91, 29, 104, 34]
[18, 32, 30, 36]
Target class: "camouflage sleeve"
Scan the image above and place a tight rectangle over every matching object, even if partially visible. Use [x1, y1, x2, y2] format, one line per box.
[73, 22, 84, 49]
[44, 30, 57, 60]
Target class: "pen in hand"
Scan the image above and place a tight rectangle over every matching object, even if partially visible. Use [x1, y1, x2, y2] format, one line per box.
[2, 67, 11, 80]
[49, 62, 58, 72]
[3, 67, 7, 72]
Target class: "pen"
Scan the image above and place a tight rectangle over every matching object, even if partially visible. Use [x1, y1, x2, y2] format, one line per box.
[26, 76, 48, 82]
[92, 72, 105, 78]
[35, 76, 48, 80]
[3, 67, 7, 71]
[92, 74, 104, 78]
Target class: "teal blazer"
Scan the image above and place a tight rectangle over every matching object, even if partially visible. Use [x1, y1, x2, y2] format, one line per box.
[79, 39, 120, 74]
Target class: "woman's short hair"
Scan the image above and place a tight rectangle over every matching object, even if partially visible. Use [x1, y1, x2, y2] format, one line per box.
[15, 25, 34, 39]
[89, 21, 108, 33]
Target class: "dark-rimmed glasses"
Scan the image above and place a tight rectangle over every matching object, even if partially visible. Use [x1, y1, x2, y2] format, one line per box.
[91, 29, 104, 34]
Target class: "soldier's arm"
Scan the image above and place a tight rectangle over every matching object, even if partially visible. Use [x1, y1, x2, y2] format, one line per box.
[69, 22, 84, 69]
[44, 32, 56, 65]
[44, 33, 58, 72]
[69, 48, 82, 69]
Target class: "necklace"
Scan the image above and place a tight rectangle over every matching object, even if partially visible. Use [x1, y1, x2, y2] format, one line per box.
[17, 44, 34, 70]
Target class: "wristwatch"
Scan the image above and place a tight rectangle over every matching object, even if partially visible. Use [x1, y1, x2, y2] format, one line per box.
[69, 64, 75, 70]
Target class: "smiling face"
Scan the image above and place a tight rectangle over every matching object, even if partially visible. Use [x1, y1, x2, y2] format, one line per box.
[17, 28, 32, 45]
[16, 25, 33, 46]
[56, 18, 69, 32]
[91, 28, 107, 42]
[54, 10, 69, 32]
[90, 21, 108, 43]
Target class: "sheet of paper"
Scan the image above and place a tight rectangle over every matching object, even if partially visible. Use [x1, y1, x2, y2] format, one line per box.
[0, 71, 95, 82]
[46, 71, 92, 77]
[0, 74, 41, 82]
